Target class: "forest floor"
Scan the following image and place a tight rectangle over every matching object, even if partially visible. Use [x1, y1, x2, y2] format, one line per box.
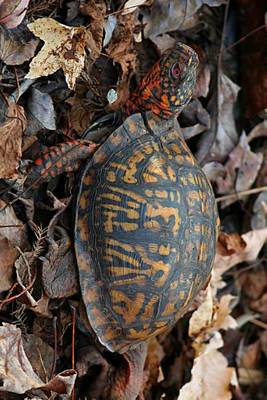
[0, 1, 267, 399]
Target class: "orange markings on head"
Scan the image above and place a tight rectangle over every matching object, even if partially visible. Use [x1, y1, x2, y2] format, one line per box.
[34, 158, 43, 166]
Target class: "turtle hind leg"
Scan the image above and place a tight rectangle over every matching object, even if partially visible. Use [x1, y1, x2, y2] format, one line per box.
[110, 342, 148, 400]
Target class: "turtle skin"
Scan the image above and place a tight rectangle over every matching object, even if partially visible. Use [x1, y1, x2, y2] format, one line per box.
[75, 110, 219, 353]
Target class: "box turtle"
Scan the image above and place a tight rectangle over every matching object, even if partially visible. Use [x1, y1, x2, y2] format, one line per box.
[33, 43, 219, 399]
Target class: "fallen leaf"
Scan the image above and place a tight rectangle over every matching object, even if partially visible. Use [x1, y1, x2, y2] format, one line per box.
[0, 0, 29, 29]
[41, 229, 79, 299]
[238, 368, 264, 386]
[237, 340, 261, 370]
[106, 12, 137, 78]
[26, 87, 56, 133]
[0, 323, 44, 394]
[196, 73, 240, 163]
[0, 26, 39, 66]
[178, 332, 237, 400]
[0, 200, 27, 247]
[251, 191, 267, 230]
[0, 102, 26, 178]
[238, 267, 267, 301]
[0, 237, 17, 292]
[123, 0, 147, 14]
[143, 0, 227, 38]
[23, 334, 54, 383]
[215, 228, 267, 273]
[103, 15, 117, 47]
[216, 132, 263, 207]
[26, 18, 88, 89]
[80, 0, 106, 59]
[0, 323, 77, 394]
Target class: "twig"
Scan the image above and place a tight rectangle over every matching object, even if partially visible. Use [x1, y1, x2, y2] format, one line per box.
[250, 319, 267, 330]
[224, 24, 267, 53]
[50, 316, 58, 379]
[216, 186, 267, 203]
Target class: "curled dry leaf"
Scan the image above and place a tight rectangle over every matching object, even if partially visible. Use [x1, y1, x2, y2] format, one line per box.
[0, 0, 30, 29]
[26, 18, 89, 89]
[0, 102, 26, 179]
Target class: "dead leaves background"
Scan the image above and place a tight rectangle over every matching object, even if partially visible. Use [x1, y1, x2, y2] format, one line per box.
[0, 0, 267, 400]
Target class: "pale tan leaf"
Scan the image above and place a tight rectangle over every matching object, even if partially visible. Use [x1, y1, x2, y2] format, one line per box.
[178, 334, 237, 400]
[189, 285, 213, 337]
[26, 18, 88, 89]
[0, 323, 44, 394]
[0, 102, 26, 178]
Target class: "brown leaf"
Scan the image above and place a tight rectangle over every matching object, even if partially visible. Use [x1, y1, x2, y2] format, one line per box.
[237, 340, 261, 370]
[106, 12, 137, 79]
[0, 0, 29, 29]
[0, 237, 17, 292]
[0, 200, 27, 293]
[216, 132, 263, 207]
[215, 228, 267, 274]
[217, 232, 246, 257]
[80, 0, 106, 59]
[0, 102, 26, 178]
[0, 26, 39, 66]
[26, 18, 89, 89]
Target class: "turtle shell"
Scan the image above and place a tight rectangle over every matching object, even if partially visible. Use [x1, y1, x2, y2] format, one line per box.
[75, 113, 218, 353]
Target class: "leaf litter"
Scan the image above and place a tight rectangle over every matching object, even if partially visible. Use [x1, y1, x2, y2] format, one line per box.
[0, 1, 267, 400]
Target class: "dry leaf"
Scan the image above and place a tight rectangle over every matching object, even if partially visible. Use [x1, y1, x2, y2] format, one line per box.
[0, 237, 18, 292]
[123, 0, 147, 14]
[215, 228, 267, 273]
[0, 323, 77, 394]
[178, 332, 237, 400]
[0, 0, 29, 29]
[216, 132, 263, 207]
[0, 102, 26, 178]
[0, 26, 39, 66]
[196, 73, 240, 163]
[143, 0, 227, 38]
[0, 323, 44, 394]
[80, 0, 106, 58]
[26, 18, 88, 89]
[106, 12, 137, 78]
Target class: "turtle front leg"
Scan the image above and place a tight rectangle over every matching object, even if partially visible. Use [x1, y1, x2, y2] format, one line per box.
[111, 342, 148, 400]
[27, 140, 98, 186]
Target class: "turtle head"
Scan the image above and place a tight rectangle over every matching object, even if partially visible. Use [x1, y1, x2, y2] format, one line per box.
[125, 43, 199, 118]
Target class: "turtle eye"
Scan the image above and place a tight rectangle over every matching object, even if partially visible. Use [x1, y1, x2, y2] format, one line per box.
[170, 63, 181, 79]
